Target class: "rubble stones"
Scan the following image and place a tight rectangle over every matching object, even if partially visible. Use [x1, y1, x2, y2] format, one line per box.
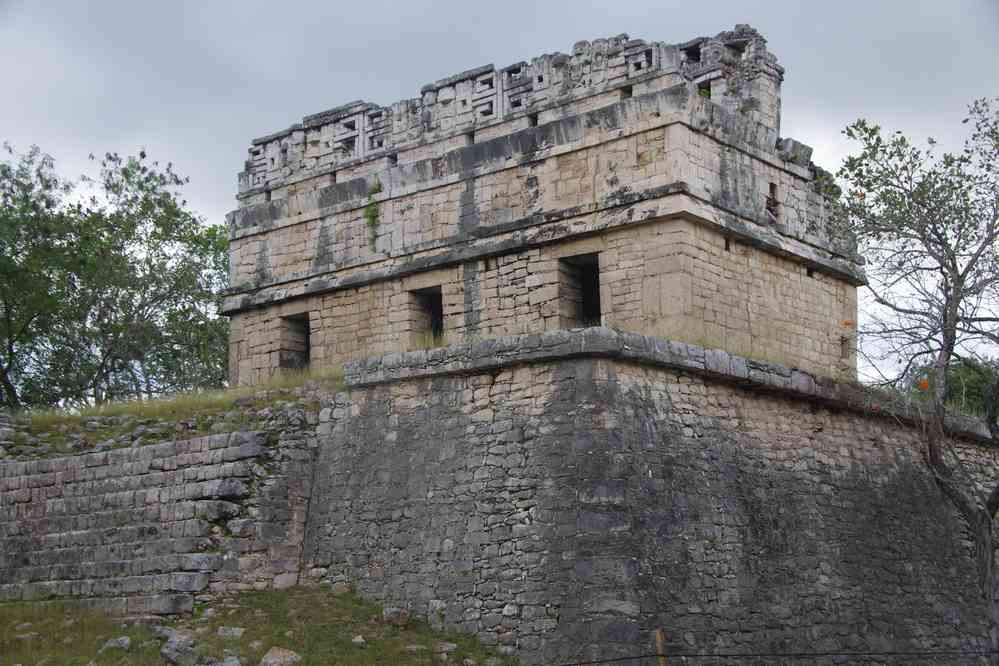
[258, 647, 302, 666]
[217, 626, 246, 639]
[98, 636, 131, 653]
[157, 627, 198, 665]
[382, 607, 410, 626]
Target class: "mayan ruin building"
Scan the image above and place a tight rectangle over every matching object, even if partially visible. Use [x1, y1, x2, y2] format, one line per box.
[5, 25, 997, 666]
[223, 24, 864, 384]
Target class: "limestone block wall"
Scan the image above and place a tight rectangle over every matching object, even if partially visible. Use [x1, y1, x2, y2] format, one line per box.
[229, 215, 857, 385]
[226, 86, 848, 300]
[236, 26, 782, 203]
[225, 79, 861, 386]
[306, 329, 996, 665]
[224, 27, 859, 389]
[0, 427, 313, 615]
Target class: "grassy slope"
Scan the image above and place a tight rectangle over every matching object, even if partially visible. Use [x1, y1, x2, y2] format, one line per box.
[0, 601, 163, 665]
[0, 588, 517, 665]
[5, 367, 344, 457]
[21, 367, 344, 429]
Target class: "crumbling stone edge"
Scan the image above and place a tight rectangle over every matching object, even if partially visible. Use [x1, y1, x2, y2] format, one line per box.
[344, 327, 992, 445]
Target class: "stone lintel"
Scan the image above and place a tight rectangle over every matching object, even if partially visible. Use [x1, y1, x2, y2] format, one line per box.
[343, 328, 992, 445]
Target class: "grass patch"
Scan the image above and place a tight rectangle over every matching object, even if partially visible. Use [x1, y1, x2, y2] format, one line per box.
[0, 588, 517, 665]
[15, 366, 345, 433]
[188, 587, 515, 665]
[0, 601, 162, 665]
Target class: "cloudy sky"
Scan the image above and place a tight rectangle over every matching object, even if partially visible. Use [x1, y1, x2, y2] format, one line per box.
[1, 0, 996, 227]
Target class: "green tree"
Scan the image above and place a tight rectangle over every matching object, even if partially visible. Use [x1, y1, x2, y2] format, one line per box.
[905, 358, 997, 416]
[0, 144, 75, 408]
[0, 144, 229, 409]
[838, 98, 999, 653]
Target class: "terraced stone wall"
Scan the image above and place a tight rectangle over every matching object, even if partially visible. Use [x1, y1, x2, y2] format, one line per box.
[0, 425, 314, 616]
[305, 329, 997, 665]
[2, 331, 996, 666]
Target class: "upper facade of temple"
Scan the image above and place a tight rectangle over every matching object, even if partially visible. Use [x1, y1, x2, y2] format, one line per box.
[224, 25, 864, 385]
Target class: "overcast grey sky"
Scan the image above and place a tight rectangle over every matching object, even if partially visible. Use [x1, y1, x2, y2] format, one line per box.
[1, 0, 996, 226]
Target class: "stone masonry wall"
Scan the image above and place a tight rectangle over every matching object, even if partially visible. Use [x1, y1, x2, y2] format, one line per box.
[5, 330, 993, 665]
[230, 216, 857, 385]
[305, 329, 995, 665]
[225, 28, 860, 389]
[0, 416, 314, 615]
[236, 26, 782, 204]
[226, 89, 847, 308]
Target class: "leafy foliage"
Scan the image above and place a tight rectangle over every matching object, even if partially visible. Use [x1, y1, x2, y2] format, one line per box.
[903, 358, 995, 416]
[0, 143, 229, 409]
[838, 98, 998, 428]
[838, 98, 999, 646]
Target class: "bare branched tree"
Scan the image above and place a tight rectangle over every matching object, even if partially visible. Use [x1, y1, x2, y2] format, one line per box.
[839, 97, 999, 652]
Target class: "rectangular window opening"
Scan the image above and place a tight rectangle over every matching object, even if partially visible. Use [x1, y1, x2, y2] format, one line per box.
[684, 44, 702, 64]
[766, 182, 780, 221]
[806, 266, 815, 278]
[369, 135, 384, 150]
[840, 335, 851, 360]
[409, 286, 445, 348]
[342, 119, 356, 132]
[620, 85, 633, 100]
[368, 111, 383, 122]
[537, 74, 544, 84]
[698, 81, 712, 99]
[387, 153, 398, 166]
[278, 313, 311, 370]
[528, 113, 539, 127]
[511, 97, 523, 109]
[479, 101, 494, 117]
[631, 50, 653, 74]
[559, 253, 602, 329]
[724, 237, 731, 252]
[465, 130, 476, 145]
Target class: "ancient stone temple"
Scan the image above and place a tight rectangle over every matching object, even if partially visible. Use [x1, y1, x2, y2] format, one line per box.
[223, 25, 864, 385]
[4, 26, 998, 666]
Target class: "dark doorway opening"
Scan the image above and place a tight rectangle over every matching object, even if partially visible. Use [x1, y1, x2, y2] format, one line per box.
[411, 286, 444, 346]
[279, 313, 311, 370]
[559, 253, 602, 328]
